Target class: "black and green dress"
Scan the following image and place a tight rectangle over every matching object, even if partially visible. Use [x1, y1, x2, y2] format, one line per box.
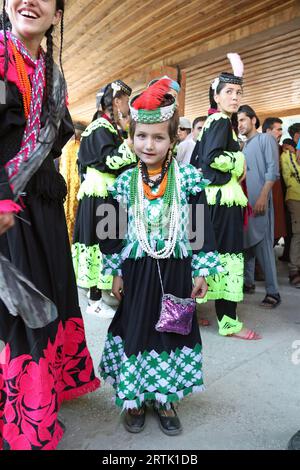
[72, 116, 136, 291]
[99, 163, 223, 409]
[191, 112, 247, 336]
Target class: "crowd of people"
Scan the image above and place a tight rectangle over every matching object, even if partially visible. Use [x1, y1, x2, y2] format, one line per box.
[0, 0, 299, 451]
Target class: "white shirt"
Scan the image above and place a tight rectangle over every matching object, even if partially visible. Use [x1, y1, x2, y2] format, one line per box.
[176, 134, 196, 165]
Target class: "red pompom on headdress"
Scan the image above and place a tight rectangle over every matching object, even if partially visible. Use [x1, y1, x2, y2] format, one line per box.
[133, 78, 172, 110]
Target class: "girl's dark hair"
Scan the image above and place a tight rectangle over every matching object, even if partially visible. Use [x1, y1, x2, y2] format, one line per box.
[1, 0, 65, 127]
[129, 94, 179, 144]
[95, 84, 129, 137]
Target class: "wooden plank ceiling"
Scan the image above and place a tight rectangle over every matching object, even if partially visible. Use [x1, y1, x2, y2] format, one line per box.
[62, 0, 300, 124]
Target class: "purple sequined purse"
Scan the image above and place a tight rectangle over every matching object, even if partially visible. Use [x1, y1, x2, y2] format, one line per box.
[155, 261, 196, 335]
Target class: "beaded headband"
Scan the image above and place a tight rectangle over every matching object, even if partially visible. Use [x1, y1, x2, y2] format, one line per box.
[211, 53, 244, 91]
[130, 78, 176, 124]
[130, 99, 176, 123]
[96, 80, 132, 109]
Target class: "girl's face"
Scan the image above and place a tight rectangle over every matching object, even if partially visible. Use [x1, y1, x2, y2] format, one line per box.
[214, 83, 243, 115]
[6, 0, 62, 41]
[134, 121, 172, 170]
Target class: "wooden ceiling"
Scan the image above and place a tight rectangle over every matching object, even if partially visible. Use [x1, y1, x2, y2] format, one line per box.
[62, 0, 300, 124]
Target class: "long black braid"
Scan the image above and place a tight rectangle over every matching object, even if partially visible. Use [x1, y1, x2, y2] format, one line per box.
[101, 86, 127, 140]
[44, 1, 66, 129]
[107, 89, 121, 138]
[45, 27, 56, 123]
[209, 85, 218, 111]
[59, 10, 65, 85]
[1, 1, 10, 87]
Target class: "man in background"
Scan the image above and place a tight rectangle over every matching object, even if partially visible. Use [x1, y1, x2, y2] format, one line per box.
[177, 116, 207, 165]
[238, 105, 281, 308]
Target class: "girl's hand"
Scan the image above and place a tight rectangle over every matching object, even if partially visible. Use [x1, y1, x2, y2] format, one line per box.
[191, 276, 208, 299]
[0, 212, 14, 235]
[112, 275, 124, 301]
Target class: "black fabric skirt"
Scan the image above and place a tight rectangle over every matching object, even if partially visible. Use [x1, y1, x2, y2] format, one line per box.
[72, 194, 123, 289]
[200, 195, 244, 303]
[73, 193, 121, 253]
[73, 194, 102, 247]
[99, 256, 204, 410]
[0, 194, 99, 450]
[208, 201, 244, 255]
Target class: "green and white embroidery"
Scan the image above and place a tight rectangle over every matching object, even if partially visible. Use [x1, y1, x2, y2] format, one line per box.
[77, 168, 116, 200]
[205, 178, 248, 207]
[72, 242, 113, 289]
[81, 117, 117, 138]
[102, 253, 122, 277]
[106, 141, 136, 171]
[101, 165, 223, 278]
[192, 250, 225, 277]
[100, 333, 204, 409]
[197, 252, 244, 303]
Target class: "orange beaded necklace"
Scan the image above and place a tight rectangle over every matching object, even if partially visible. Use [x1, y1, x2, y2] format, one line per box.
[10, 40, 31, 120]
[140, 161, 168, 200]
[147, 167, 162, 177]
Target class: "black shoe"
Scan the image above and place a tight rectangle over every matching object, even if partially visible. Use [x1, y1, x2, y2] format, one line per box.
[287, 430, 300, 450]
[123, 405, 146, 433]
[154, 403, 182, 436]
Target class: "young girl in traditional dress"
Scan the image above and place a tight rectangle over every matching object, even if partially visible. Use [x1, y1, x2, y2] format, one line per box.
[72, 81, 136, 317]
[0, 0, 99, 450]
[191, 54, 260, 340]
[99, 79, 223, 435]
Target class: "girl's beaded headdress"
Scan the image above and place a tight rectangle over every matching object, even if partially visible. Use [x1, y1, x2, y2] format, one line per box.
[96, 80, 132, 110]
[211, 53, 244, 91]
[147, 75, 181, 94]
[130, 78, 176, 124]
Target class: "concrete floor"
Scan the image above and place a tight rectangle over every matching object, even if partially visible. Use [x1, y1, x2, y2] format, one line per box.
[57, 248, 300, 450]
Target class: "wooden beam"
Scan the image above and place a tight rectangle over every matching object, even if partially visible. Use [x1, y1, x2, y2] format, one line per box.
[161, 2, 300, 69]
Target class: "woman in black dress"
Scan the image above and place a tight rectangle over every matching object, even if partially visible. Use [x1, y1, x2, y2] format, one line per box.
[0, 0, 99, 450]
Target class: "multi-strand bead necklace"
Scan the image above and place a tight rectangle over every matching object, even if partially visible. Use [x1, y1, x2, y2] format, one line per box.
[130, 158, 181, 259]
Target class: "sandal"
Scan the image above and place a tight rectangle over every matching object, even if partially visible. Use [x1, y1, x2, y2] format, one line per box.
[260, 293, 281, 309]
[228, 329, 261, 340]
[289, 273, 300, 289]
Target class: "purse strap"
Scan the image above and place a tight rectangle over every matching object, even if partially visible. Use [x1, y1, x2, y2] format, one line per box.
[156, 260, 165, 296]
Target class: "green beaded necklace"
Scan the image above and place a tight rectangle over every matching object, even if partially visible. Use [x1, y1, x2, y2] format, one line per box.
[130, 159, 179, 230]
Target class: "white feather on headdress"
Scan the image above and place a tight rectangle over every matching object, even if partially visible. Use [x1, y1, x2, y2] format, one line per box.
[227, 53, 244, 78]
